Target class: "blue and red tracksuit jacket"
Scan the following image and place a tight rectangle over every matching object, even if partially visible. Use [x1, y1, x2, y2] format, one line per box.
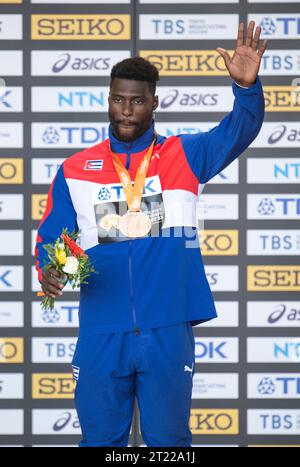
[35, 78, 264, 337]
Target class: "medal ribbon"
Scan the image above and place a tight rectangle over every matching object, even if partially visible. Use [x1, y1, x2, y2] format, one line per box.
[109, 136, 157, 212]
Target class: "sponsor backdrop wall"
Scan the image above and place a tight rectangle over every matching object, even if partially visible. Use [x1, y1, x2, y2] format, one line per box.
[0, 0, 300, 447]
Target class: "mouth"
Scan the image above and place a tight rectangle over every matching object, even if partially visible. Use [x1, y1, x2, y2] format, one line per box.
[117, 121, 137, 128]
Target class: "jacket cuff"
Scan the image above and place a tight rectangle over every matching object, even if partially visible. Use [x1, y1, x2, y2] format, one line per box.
[232, 76, 262, 96]
[234, 81, 251, 89]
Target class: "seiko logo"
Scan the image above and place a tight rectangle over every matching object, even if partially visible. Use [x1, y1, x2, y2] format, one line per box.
[33, 17, 127, 38]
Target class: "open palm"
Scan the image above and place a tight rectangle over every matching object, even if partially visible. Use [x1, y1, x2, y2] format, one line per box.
[217, 21, 267, 88]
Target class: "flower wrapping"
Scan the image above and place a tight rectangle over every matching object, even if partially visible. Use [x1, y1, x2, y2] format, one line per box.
[40, 228, 97, 311]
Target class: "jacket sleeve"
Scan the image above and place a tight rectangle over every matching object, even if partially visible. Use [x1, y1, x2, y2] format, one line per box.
[35, 164, 78, 282]
[178, 77, 265, 184]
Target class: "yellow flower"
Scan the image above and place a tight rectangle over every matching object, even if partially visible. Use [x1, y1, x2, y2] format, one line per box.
[55, 247, 67, 265]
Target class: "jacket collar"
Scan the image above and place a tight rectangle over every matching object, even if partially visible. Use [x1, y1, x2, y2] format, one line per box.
[108, 120, 156, 153]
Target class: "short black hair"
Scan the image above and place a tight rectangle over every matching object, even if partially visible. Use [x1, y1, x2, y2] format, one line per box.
[110, 56, 159, 95]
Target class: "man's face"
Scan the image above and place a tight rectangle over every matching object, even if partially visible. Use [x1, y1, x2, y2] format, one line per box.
[108, 78, 159, 142]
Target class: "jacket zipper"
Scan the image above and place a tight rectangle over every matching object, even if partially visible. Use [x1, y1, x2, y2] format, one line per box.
[125, 142, 132, 170]
[126, 143, 139, 335]
[129, 240, 139, 336]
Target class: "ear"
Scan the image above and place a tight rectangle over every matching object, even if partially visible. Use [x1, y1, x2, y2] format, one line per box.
[153, 95, 159, 112]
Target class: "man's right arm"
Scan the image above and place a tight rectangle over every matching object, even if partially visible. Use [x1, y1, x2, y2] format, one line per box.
[35, 163, 78, 298]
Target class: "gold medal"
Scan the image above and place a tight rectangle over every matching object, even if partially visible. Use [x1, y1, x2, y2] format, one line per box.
[99, 214, 122, 231]
[119, 211, 152, 238]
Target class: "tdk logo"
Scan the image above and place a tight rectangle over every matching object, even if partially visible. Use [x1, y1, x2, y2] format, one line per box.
[258, 198, 300, 216]
[0, 267, 22, 292]
[97, 179, 158, 202]
[0, 90, 12, 109]
[195, 338, 239, 363]
[257, 199, 275, 215]
[260, 18, 277, 36]
[42, 126, 107, 145]
[42, 305, 79, 324]
[0, 270, 12, 288]
[196, 341, 227, 359]
[259, 16, 300, 37]
[258, 377, 300, 396]
[43, 127, 60, 144]
[258, 378, 276, 395]
[42, 308, 60, 324]
[98, 187, 111, 201]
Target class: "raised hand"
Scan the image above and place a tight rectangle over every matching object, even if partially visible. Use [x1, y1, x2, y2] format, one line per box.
[216, 21, 267, 88]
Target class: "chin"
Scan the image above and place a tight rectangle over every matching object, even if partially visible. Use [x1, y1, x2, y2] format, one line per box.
[116, 128, 139, 142]
[118, 133, 135, 143]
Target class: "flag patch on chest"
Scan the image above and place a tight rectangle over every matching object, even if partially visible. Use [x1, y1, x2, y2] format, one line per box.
[84, 160, 103, 171]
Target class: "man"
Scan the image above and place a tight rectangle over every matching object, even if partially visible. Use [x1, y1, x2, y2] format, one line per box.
[35, 22, 267, 447]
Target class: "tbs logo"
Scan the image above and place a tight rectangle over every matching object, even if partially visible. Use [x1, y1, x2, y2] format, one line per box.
[152, 19, 185, 35]
[260, 414, 296, 431]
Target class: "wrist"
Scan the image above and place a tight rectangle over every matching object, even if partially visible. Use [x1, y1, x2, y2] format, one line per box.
[234, 79, 256, 89]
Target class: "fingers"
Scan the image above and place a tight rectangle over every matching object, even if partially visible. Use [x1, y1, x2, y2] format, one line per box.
[216, 48, 231, 69]
[238, 20, 267, 58]
[41, 270, 65, 299]
[237, 22, 244, 48]
[252, 25, 261, 50]
[257, 39, 268, 58]
[245, 21, 255, 47]
[42, 282, 64, 299]
[48, 267, 61, 278]
[252, 24, 267, 57]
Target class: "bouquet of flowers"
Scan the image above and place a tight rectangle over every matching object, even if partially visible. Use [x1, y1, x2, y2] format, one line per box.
[39, 228, 97, 311]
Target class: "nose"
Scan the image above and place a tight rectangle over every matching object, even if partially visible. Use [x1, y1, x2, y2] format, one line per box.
[122, 101, 133, 117]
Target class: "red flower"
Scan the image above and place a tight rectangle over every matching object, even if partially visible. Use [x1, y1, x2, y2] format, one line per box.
[61, 234, 87, 257]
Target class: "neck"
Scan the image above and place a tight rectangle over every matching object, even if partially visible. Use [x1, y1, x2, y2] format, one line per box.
[109, 121, 156, 153]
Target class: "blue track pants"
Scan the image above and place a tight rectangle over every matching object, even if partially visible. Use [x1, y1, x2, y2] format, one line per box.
[72, 322, 195, 447]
